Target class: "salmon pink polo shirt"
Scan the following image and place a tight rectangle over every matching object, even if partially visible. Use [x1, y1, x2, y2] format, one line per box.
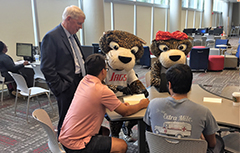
[59, 75, 122, 150]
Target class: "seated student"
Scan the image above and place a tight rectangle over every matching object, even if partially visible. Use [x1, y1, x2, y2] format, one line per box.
[59, 54, 149, 153]
[236, 38, 240, 66]
[0, 41, 34, 95]
[143, 64, 224, 153]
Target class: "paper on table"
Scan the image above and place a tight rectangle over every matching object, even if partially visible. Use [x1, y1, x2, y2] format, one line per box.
[123, 94, 145, 105]
[203, 97, 222, 103]
[14, 60, 25, 65]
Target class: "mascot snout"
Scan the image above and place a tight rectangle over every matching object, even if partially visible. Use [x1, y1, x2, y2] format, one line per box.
[119, 56, 132, 64]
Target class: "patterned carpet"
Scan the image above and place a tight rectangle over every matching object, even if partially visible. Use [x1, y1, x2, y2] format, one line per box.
[1, 65, 238, 153]
[0, 95, 58, 153]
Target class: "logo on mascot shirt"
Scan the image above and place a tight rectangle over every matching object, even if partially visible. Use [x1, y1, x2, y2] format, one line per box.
[109, 72, 127, 81]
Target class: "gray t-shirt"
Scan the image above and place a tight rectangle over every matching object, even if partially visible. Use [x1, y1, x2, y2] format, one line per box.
[143, 97, 219, 139]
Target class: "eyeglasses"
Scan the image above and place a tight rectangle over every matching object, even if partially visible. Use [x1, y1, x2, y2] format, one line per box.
[103, 68, 109, 72]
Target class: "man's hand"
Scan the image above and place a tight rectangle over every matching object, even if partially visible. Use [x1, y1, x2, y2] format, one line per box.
[124, 102, 130, 106]
[23, 61, 29, 65]
[139, 98, 150, 108]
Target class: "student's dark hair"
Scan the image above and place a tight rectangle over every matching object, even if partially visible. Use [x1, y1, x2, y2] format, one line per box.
[0, 41, 5, 53]
[84, 54, 106, 76]
[166, 64, 192, 94]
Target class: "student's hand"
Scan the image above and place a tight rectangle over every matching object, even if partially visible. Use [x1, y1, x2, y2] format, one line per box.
[200, 133, 205, 140]
[124, 102, 130, 106]
[139, 98, 150, 108]
[23, 61, 29, 65]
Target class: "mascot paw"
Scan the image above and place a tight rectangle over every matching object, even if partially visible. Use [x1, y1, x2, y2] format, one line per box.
[117, 86, 133, 95]
[142, 89, 149, 98]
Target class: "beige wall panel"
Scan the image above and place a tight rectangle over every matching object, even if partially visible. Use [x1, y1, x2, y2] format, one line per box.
[202, 12, 205, 28]
[114, 3, 134, 33]
[136, 5, 151, 46]
[195, 11, 201, 28]
[104, 2, 111, 31]
[212, 13, 216, 27]
[187, 10, 194, 28]
[167, 9, 170, 31]
[0, 0, 34, 60]
[153, 8, 166, 36]
[37, 0, 78, 41]
[181, 10, 186, 30]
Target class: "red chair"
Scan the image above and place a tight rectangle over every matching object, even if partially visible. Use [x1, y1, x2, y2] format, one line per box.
[208, 55, 224, 71]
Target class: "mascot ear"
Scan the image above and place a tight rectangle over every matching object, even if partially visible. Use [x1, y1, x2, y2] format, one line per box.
[139, 38, 147, 45]
[188, 36, 193, 40]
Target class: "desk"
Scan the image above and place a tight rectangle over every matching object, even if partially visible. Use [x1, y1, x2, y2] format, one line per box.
[107, 84, 240, 152]
[106, 100, 147, 153]
[216, 44, 228, 55]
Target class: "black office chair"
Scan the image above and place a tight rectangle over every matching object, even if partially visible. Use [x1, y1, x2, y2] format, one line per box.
[139, 46, 151, 67]
[189, 47, 210, 72]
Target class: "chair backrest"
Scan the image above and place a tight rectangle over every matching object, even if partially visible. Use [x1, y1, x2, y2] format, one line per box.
[206, 35, 214, 40]
[30, 64, 45, 80]
[189, 47, 210, 71]
[32, 109, 65, 153]
[146, 131, 208, 153]
[0, 71, 4, 83]
[9, 72, 29, 94]
[194, 35, 202, 40]
[215, 39, 228, 49]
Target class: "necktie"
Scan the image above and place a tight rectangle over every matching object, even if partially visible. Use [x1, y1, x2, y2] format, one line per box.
[69, 35, 86, 76]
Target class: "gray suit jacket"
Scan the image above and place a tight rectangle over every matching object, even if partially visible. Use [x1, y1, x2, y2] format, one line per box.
[40, 24, 85, 96]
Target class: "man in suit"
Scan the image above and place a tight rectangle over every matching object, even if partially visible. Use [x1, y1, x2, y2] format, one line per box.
[40, 5, 86, 135]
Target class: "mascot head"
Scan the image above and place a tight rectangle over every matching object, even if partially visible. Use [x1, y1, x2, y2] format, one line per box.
[151, 31, 193, 68]
[99, 30, 146, 71]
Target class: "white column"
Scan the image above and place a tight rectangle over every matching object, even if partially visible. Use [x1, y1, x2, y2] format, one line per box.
[82, 0, 105, 45]
[222, 2, 229, 36]
[203, 0, 213, 27]
[169, 0, 182, 32]
[31, 0, 40, 49]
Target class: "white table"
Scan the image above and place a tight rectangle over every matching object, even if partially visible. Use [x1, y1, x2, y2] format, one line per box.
[216, 44, 228, 55]
[107, 84, 240, 152]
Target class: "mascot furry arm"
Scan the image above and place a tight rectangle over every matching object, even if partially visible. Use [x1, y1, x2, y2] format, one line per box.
[99, 30, 149, 97]
[150, 31, 193, 92]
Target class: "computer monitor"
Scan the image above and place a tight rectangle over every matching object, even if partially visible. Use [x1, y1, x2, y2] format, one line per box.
[208, 30, 214, 35]
[16, 43, 34, 62]
[183, 28, 196, 36]
[196, 28, 207, 35]
[81, 45, 94, 58]
[213, 28, 223, 36]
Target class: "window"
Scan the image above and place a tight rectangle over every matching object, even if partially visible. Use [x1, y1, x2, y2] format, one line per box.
[182, 0, 188, 8]
[136, 0, 152, 3]
[154, 0, 169, 5]
[182, 0, 203, 10]
[213, 0, 223, 12]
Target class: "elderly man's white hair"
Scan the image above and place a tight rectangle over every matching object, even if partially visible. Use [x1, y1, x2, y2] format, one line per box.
[62, 5, 85, 21]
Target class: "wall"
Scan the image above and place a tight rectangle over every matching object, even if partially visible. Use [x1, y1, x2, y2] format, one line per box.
[0, 0, 232, 61]
[231, 3, 240, 26]
[0, 0, 34, 60]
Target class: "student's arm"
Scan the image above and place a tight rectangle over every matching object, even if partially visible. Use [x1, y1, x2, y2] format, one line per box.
[203, 134, 216, 148]
[114, 98, 149, 117]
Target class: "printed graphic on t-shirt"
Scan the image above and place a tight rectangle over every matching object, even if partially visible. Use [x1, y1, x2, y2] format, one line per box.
[105, 68, 137, 87]
[154, 111, 193, 138]
[154, 122, 192, 138]
[109, 72, 127, 82]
